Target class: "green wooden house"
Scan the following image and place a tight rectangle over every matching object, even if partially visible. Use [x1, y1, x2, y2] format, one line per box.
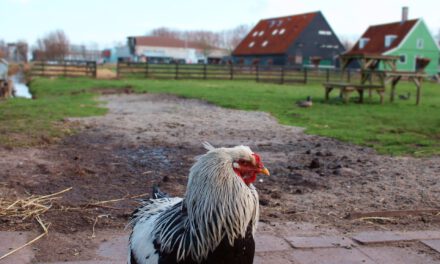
[347, 14, 440, 76]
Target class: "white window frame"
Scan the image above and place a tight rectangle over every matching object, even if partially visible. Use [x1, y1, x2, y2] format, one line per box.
[318, 30, 332, 36]
[398, 54, 407, 64]
[416, 38, 424, 49]
[359, 38, 369, 49]
[385, 35, 397, 48]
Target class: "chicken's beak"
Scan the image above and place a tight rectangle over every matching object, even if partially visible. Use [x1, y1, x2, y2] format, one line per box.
[259, 167, 270, 176]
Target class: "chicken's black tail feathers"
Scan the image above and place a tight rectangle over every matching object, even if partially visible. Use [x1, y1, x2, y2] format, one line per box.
[152, 185, 170, 199]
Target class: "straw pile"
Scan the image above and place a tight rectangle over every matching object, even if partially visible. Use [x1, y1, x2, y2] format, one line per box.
[0, 187, 72, 219]
[0, 187, 72, 261]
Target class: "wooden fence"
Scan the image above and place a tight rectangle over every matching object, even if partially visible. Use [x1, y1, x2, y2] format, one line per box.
[31, 60, 97, 78]
[116, 62, 363, 84]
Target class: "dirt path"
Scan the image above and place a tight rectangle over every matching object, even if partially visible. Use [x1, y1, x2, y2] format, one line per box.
[1, 93, 439, 262]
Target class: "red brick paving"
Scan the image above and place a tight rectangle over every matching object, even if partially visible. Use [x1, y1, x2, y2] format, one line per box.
[422, 240, 440, 254]
[353, 230, 440, 245]
[0, 231, 34, 264]
[358, 246, 439, 264]
[286, 236, 354, 249]
[255, 234, 292, 252]
[290, 247, 376, 264]
[3, 223, 440, 263]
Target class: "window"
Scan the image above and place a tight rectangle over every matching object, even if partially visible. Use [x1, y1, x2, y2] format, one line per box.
[258, 31, 265, 36]
[252, 31, 258, 37]
[359, 38, 370, 49]
[399, 55, 406, 64]
[385, 35, 397, 48]
[279, 28, 286, 35]
[248, 41, 255, 48]
[262, 40, 269, 47]
[318, 30, 332, 36]
[417, 39, 424, 49]
[272, 29, 278, 35]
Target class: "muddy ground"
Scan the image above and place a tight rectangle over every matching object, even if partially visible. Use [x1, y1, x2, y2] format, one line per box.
[1, 92, 439, 262]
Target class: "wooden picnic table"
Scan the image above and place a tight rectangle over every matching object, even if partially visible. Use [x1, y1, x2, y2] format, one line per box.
[323, 82, 385, 103]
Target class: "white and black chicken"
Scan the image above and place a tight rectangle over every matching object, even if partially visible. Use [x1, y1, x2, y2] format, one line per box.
[128, 143, 270, 264]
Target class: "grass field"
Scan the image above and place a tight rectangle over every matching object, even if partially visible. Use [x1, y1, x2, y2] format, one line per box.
[1, 77, 439, 156]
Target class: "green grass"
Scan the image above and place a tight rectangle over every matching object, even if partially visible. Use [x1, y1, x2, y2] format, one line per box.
[1, 77, 439, 156]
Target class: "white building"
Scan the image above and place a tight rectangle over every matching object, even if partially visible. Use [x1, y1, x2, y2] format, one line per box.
[127, 36, 228, 64]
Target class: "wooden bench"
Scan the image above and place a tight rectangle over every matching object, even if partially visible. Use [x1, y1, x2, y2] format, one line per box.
[323, 82, 385, 104]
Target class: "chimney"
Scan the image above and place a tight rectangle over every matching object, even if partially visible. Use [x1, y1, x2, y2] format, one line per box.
[402, 6, 408, 23]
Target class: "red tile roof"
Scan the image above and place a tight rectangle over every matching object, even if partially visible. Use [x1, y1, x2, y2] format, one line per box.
[233, 12, 318, 56]
[131, 36, 208, 50]
[346, 19, 418, 55]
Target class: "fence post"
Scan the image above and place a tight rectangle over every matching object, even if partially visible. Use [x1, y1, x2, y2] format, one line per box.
[347, 69, 351, 82]
[93, 62, 97, 78]
[116, 62, 120, 78]
[203, 64, 207, 80]
[280, 66, 285, 84]
[230, 64, 234, 80]
[145, 63, 149, 78]
[326, 68, 330, 82]
[303, 67, 308, 84]
[255, 65, 259, 82]
[42, 61, 45, 76]
[63, 61, 67, 77]
[175, 63, 179, 80]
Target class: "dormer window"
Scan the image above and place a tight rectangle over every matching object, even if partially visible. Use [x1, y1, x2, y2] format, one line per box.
[262, 40, 269, 47]
[248, 41, 255, 48]
[385, 35, 397, 48]
[318, 30, 332, 36]
[258, 31, 265, 37]
[359, 38, 370, 49]
[252, 31, 258, 37]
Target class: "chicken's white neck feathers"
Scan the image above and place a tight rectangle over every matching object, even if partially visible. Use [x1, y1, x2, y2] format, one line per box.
[154, 146, 259, 262]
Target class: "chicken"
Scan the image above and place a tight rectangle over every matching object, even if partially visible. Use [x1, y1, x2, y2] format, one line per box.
[128, 143, 270, 264]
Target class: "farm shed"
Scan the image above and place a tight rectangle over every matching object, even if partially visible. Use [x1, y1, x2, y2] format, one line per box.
[127, 36, 228, 64]
[346, 7, 440, 76]
[232, 11, 345, 68]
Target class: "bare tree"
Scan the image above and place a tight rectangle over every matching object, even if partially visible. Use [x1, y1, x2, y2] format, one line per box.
[219, 24, 252, 53]
[0, 40, 6, 59]
[147, 24, 252, 54]
[339, 37, 355, 51]
[16, 41, 28, 62]
[33, 30, 70, 60]
[149, 27, 181, 39]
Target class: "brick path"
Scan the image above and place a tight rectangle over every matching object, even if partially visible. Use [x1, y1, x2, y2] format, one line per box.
[1, 222, 440, 263]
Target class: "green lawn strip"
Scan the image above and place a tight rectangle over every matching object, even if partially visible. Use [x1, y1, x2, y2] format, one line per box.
[1, 77, 438, 156]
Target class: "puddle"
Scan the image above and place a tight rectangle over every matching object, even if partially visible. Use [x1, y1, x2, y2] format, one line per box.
[11, 72, 32, 99]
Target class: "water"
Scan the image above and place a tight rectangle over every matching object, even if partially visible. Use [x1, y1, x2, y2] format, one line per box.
[11, 73, 32, 99]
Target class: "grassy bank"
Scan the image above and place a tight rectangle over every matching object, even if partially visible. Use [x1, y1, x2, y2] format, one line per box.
[1, 77, 439, 156]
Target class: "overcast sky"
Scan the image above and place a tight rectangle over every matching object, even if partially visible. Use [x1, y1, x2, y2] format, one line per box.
[1, 0, 439, 49]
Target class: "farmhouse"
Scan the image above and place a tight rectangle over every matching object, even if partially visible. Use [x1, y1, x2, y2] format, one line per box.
[346, 7, 440, 76]
[232, 11, 345, 68]
[127, 36, 228, 64]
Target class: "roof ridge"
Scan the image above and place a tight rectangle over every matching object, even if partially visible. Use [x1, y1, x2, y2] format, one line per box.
[368, 18, 419, 28]
[260, 11, 319, 22]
